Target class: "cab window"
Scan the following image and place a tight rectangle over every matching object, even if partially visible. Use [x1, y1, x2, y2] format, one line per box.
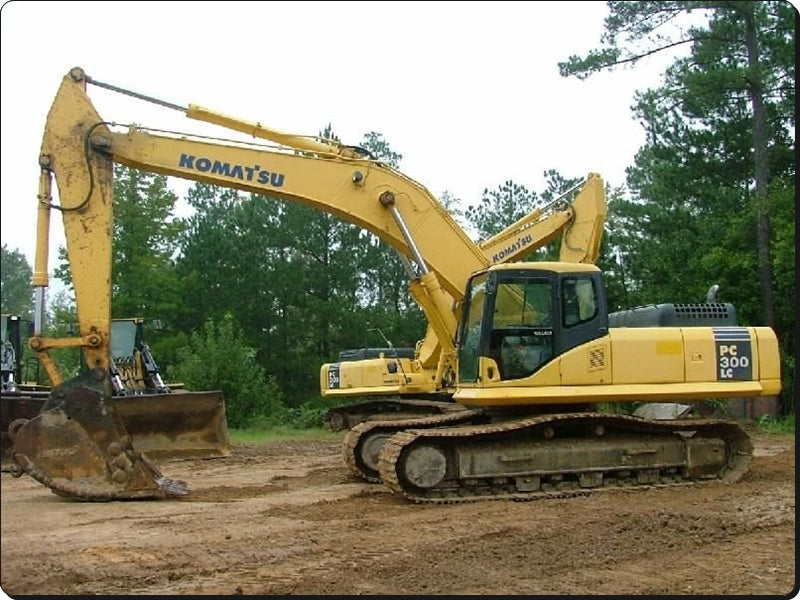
[562, 276, 598, 328]
[457, 274, 488, 383]
[490, 278, 553, 380]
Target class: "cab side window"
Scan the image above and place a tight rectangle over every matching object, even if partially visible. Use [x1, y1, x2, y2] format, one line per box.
[562, 276, 597, 328]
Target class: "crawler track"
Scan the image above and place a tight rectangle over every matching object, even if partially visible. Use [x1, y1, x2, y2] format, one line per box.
[342, 409, 487, 482]
[325, 398, 467, 432]
[377, 413, 753, 503]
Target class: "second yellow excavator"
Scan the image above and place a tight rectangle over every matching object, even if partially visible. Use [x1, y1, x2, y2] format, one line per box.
[9, 67, 781, 502]
[320, 175, 607, 431]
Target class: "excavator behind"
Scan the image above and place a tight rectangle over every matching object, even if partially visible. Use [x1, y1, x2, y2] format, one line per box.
[2, 315, 230, 465]
[101, 318, 230, 460]
[9, 67, 781, 503]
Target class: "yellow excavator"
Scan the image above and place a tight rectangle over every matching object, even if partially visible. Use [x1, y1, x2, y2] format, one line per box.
[321, 174, 606, 431]
[9, 67, 781, 502]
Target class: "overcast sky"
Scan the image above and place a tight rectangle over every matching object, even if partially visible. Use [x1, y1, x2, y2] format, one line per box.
[1, 1, 682, 281]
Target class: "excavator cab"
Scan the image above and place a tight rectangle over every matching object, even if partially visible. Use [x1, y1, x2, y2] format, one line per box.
[458, 263, 606, 385]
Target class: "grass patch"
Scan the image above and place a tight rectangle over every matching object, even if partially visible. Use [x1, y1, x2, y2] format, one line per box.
[229, 411, 795, 444]
[754, 414, 795, 435]
[230, 426, 346, 444]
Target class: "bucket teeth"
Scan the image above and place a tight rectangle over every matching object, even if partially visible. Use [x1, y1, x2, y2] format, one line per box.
[155, 477, 190, 497]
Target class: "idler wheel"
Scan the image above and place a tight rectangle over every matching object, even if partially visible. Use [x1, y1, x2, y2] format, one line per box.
[400, 444, 447, 489]
[359, 432, 393, 473]
[327, 412, 349, 432]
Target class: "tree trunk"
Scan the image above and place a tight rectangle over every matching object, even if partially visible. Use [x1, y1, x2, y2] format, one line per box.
[742, 6, 775, 328]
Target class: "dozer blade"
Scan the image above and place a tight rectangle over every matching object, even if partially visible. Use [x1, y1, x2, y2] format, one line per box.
[113, 389, 231, 460]
[1, 390, 50, 470]
[3, 390, 231, 464]
[10, 368, 188, 500]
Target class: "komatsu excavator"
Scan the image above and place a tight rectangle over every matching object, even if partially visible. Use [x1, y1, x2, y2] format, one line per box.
[321, 175, 606, 431]
[9, 67, 781, 502]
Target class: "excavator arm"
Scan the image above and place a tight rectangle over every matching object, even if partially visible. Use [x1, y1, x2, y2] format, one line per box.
[478, 173, 606, 266]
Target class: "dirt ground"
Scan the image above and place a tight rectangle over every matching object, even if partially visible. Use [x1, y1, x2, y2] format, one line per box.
[0, 427, 796, 597]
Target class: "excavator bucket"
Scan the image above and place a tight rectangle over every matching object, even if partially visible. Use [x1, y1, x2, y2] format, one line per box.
[2, 388, 231, 467]
[10, 369, 189, 500]
[112, 389, 231, 460]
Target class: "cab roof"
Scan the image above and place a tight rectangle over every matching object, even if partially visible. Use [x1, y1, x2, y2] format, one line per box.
[486, 261, 602, 274]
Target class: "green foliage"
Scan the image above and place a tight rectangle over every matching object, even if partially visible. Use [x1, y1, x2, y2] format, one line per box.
[0, 244, 33, 318]
[54, 165, 184, 321]
[563, 1, 795, 411]
[167, 314, 287, 429]
[39, 290, 80, 385]
[768, 178, 796, 413]
[230, 426, 344, 444]
[360, 131, 402, 168]
[280, 404, 328, 429]
[466, 180, 538, 241]
[173, 128, 424, 407]
[110, 166, 184, 318]
[755, 414, 795, 435]
[147, 329, 191, 379]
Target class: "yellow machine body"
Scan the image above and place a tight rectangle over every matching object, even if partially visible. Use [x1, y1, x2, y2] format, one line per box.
[457, 325, 781, 406]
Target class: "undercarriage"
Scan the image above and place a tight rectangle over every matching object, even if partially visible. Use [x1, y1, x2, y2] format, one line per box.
[344, 410, 753, 503]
